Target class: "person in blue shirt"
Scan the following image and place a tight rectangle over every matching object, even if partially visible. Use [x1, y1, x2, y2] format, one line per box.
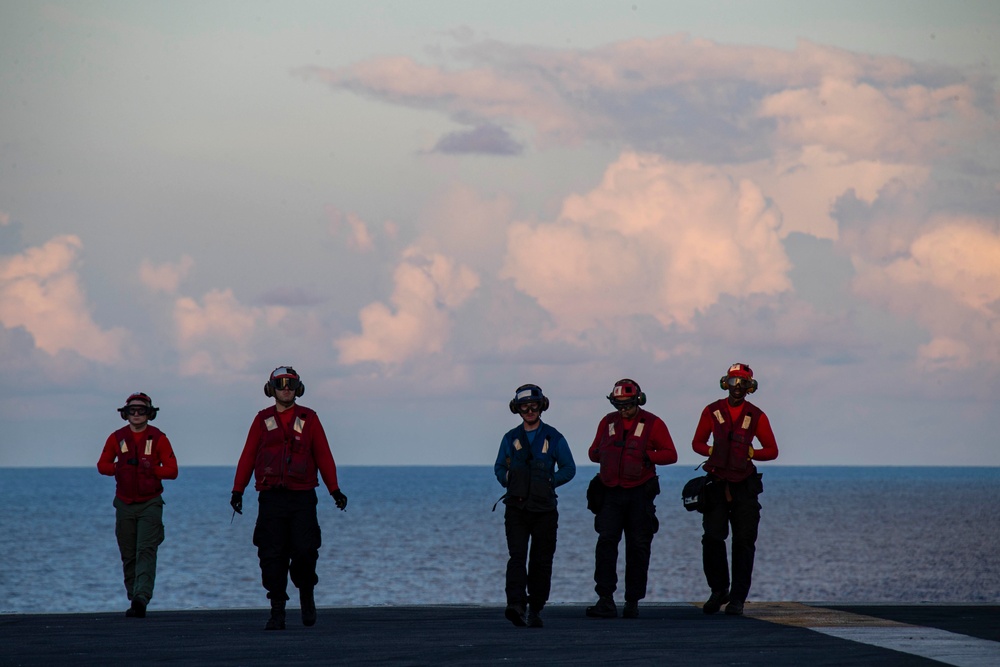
[494, 384, 576, 628]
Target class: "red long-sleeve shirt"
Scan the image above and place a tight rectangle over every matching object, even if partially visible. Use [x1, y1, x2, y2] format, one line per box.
[691, 401, 779, 471]
[232, 404, 340, 494]
[97, 426, 178, 502]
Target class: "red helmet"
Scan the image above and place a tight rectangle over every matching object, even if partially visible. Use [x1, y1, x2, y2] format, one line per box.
[720, 363, 757, 393]
[607, 378, 646, 409]
[118, 392, 158, 420]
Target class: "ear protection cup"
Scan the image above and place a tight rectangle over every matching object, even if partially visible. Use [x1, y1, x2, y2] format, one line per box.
[264, 382, 274, 398]
[637, 392, 646, 406]
[295, 383, 305, 398]
[720, 376, 729, 391]
[748, 379, 758, 394]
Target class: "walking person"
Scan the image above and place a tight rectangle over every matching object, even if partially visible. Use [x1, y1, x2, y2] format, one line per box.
[692, 363, 779, 616]
[231, 366, 348, 630]
[97, 392, 178, 618]
[494, 384, 576, 628]
[586, 379, 677, 619]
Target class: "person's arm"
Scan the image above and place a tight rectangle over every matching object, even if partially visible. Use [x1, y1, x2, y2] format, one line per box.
[645, 417, 678, 465]
[588, 419, 605, 463]
[494, 436, 511, 487]
[153, 434, 178, 480]
[552, 434, 576, 487]
[751, 412, 779, 461]
[97, 434, 118, 476]
[691, 407, 714, 457]
[310, 418, 340, 494]
[232, 417, 262, 493]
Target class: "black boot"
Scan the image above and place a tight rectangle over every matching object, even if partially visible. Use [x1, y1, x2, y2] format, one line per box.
[300, 587, 317, 627]
[702, 589, 730, 615]
[526, 603, 544, 628]
[585, 596, 617, 618]
[125, 597, 147, 618]
[265, 599, 286, 631]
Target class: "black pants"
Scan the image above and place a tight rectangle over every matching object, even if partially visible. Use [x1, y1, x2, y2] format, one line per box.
[701, 475, 762, 601]
[253, 489, 322, 602]
[504, 505, 558, 608]
[593, 484, 658, 602]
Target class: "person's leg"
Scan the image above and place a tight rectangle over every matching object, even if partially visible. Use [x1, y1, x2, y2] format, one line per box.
[587, 490, 624, 618]
[526, 509, 558, 610]
[113, 497, 138, 602]
[728, 480, 762, 604]
[287, 491, 321, 627]
[701, 481, 732, 614]
[131, 497, 165, 606]
[622, 490, 656, 610]
[253, 491, 292, 629]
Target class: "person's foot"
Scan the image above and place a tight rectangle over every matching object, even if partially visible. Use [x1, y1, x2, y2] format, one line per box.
[585, 596, 617, 618]
[265, 600, 286, 630]
[504, 604, 527, 627]
[125, 597, 146, 618]
[623, 600, 639, 619]
[725, 599, 745, 616]
[702, 589, 730, 615]
[526, 606, 544, 628]
[300, 587, 317, 627]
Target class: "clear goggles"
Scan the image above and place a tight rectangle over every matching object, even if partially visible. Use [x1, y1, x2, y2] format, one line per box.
[725, 376, 752, 389]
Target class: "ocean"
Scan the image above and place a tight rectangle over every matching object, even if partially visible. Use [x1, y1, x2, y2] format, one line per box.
[1, 466, 997, 614]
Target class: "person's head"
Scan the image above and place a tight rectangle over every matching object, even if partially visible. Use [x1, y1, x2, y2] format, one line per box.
[265, 366, 304, 409]
[607, 378, 645, 419]
[719, 362, 757, 405]
[117, 392, 158, 431]
[509, 384, 548, 427]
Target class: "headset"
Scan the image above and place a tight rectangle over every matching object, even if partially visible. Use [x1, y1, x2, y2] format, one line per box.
[118, 392, 159, 421]
[720, 363, 758, 393]
[264, 366, 305, 398]
[607, 378, 646, 408]
[509, 384, 549, 414]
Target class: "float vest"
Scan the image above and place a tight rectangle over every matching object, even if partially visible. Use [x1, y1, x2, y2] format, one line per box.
[705, 398, 762, 480]
[113, 425, 166, 503]
[595, 409, 655, 488]
[253, 405, 321, 491]
[504, 423, 561, 512]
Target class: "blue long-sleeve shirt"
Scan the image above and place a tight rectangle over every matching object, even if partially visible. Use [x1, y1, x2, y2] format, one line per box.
[494, 421, 576, 490]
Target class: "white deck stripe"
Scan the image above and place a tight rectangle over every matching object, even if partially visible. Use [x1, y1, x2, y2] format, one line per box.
[814, 626, 1000, 667]
[742, 602, 1000, 667]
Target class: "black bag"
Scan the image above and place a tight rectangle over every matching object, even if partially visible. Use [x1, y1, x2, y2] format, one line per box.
[682, 475, 711, 513]
[586, 474, 606, 514]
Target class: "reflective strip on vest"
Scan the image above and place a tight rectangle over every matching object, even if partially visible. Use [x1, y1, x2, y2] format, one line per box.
[264, 416, 278, 431]
[713, 409, 725, 424]
[634, 422, 645, 438]
[119, 440, 128, 454]
[608, 423, 616, 436]
[144, 439, 152, 456]
[294, 417, 305, 434]
[513, 438, 522, 451]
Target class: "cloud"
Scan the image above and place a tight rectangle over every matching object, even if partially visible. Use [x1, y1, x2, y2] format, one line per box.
[139, 255, 194, 294]
[0, 211, 9, 225]
[326, 206, 378, 252]
[0, 235, 129, 363]
[173, 289, 288, 376]
[430, 123, 523, 155]
[299, 35, 988, 163]
[336, 247, 479, 365]
[851, 217, 1000, 368]
[499, 152, 792, 335]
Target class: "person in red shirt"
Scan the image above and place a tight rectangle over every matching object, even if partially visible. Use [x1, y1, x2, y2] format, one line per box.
[585, 379, 678, 619]
[231, 366, 348, 631]
[97, 392, 178, 618]
[691, 363, 779, 616]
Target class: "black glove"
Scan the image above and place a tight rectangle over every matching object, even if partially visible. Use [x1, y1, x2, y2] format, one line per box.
[331, 489, 348, 511]
[230, 491, 243, 515]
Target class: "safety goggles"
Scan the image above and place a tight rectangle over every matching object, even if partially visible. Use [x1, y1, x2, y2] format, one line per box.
[126, 406, 149, 416]
[517, 402, 541, 414]
[270, 376, 301, 391]
[725, 376, 752, 389]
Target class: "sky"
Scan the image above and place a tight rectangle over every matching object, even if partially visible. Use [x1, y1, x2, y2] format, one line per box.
[1, 1, 999, 469]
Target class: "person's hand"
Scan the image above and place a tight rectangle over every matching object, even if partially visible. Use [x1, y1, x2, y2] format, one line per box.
[331, 489, 348, 511]
[230, 491, 243, 515]
[708, 446, 713, 456]
[747, 448, 754, 460]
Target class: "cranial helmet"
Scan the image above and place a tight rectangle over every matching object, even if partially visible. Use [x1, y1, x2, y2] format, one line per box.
[509, 384, 549, 414]
[720, 362, 758, 393]
[607, 378, 646, 409]
[118, 392, 159, 420]
[265, 366, 305, 398]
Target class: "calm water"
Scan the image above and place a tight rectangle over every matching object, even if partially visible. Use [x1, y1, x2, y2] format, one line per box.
[0, 466, 997, 613]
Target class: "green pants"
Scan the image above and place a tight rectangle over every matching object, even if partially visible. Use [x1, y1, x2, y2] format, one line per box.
[113, 495, 165, 604]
